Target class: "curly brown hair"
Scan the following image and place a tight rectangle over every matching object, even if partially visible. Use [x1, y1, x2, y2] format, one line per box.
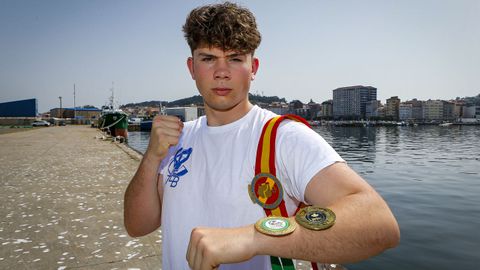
[182, 2, 261, 55]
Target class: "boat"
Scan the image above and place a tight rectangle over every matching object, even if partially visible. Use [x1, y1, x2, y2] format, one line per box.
[139, 102, 166, 131]
[98, 86, 128, 139]
[98, 109, 128, 138]
[308, 120, 320, 127]
[140, 119, 153, 131]
[439, 122, 453, 127]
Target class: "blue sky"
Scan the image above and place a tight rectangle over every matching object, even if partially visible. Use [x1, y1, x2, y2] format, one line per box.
[1, 0, 479, 113]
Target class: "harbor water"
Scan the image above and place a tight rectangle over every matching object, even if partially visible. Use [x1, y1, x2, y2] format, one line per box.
[128, 125, 480, 270]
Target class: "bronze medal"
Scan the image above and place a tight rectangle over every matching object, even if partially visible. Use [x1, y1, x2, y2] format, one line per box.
[295, 206, 336, 231]
[248, 173, 284, 210]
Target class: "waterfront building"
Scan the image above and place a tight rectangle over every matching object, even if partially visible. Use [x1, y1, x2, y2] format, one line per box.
[442, 101, 455, 121]
[452, 100, 465, 118]
[366, 100, 382, 119]
[49, 107, 101, 125]
[320, 100, 333, 119]
[386, 96, 400, 121]
[197, 106, 206, 117]
[410, 99, 424, 120]
[307, 99, 321, 120]
[288, 100, 309, 118]
[463, 105, 479, 118]
[289, 100, 304, 111]
[377, 106, 386, 118]
[70, 108, 101, 119]
[266, 102, 289, 115]
[165, 107, 198, 122]
[423, 100, 444, 121]
[399, 103, 413, 121]
[0, 98, 37, 117]
[401, 99, 423, 121]
[50, 108, 64, 118]
[332, 85, 377, 120]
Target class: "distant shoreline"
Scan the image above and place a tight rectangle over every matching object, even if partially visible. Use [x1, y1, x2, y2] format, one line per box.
[313, 121, 480, 127]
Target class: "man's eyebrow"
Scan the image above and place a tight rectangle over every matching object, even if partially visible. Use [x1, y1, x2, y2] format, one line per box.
[226, 53, 245, 58]
[196, 52, 245, 58]
[197, 52, 217, 57]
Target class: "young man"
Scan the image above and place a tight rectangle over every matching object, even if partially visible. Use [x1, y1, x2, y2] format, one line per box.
[124, 2, 400, 270]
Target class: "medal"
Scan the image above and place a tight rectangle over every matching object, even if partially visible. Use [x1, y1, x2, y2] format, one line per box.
[248, 173, 284, 210]
[295, 206, 336, 231]
[255, 216, 297, 236]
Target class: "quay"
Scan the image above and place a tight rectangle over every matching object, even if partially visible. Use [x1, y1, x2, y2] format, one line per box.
[0, 126, 322, 270]
[0, 126, 162, 269]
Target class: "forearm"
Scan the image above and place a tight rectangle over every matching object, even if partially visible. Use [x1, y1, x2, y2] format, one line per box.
[255, 191, 400, 264]
[124, 152, 163, 237]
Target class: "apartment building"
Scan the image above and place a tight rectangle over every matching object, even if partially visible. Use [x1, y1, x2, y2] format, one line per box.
[333, 85, 377, 119]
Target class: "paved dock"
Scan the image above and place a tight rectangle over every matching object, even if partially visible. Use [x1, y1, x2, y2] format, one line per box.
[0, 126, 333, 270]
[0, 126, 162, 269]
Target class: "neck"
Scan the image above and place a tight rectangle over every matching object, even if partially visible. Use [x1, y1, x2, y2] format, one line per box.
[205, 101, 253, 126]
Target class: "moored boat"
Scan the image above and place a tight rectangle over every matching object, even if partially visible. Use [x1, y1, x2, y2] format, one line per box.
[140, 119, 152, 131]
[98, 85, 128, 139]
[98, 109, 128, 138]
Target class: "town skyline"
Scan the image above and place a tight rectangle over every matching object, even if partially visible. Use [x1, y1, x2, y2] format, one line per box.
[62, 88, 480, 110]
[1, 1, 479, 113]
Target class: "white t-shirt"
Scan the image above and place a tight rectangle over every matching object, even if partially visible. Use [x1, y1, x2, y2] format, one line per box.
[159, 105, 344, 270]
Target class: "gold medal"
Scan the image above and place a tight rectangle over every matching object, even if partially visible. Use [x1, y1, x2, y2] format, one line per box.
[255, 216, 296, 236]
[295, 206, 336, 231]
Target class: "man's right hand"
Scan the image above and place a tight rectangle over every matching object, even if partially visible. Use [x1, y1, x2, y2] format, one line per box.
[145, 115, 183, 161]
[124, 115, 181, 237]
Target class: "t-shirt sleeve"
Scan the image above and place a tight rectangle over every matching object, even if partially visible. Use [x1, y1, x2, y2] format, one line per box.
[276, 121, 345, 203]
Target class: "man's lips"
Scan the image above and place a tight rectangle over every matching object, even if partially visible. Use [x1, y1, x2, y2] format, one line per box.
[212, 88, 232, 96]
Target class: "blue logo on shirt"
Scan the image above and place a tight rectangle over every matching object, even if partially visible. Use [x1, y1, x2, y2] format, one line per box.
[166, 147, 193, 187]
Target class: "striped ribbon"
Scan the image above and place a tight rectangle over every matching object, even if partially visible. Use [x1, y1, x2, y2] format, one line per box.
[252, 114, 318, 270]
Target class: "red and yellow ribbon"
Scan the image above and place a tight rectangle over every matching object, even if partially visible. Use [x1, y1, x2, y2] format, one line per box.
[251, 114, 318, 270]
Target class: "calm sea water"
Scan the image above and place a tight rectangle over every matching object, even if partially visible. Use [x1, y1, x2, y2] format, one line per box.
[128, 125, 480, 270]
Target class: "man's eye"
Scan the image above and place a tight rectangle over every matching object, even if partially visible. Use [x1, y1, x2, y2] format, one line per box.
[201, 57, 213, 62]
[230, 58, 243, 62]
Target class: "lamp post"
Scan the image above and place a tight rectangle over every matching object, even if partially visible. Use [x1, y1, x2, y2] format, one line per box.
[73, 84, 76, 121]
[58, 96, 62, 118]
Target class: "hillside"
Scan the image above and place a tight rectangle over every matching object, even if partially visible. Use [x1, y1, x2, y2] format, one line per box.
[120, 93, 287, 108]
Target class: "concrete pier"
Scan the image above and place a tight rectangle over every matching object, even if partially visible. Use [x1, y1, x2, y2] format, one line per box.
[0, 126, 162, 269]
[0, 126, 331, 270]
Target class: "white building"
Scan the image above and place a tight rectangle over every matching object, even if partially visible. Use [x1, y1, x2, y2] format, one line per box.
[166, 107, 198, 122]
[463, 105, 480, 119]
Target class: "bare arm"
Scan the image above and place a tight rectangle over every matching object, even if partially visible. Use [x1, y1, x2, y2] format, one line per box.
[186, 162, 400, 269]
[255, 162, 400, 263]
[124, 115, 183, 237]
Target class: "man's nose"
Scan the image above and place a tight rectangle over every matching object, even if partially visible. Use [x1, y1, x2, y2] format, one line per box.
[213, 60, 231, 80]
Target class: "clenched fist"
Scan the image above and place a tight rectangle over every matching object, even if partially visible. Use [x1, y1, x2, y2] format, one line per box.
[145, 115, 183, 161]
[186, 226, 258, 270]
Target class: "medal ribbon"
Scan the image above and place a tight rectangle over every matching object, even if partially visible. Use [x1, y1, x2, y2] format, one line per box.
[254, 114, 318, 270]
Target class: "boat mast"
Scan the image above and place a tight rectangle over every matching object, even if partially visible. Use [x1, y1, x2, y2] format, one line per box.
[160, 101, 166, 115]
[109, 82, 115, 110]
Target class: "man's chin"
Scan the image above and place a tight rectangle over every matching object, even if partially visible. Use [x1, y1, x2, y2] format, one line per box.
[204, 99, 247, 113]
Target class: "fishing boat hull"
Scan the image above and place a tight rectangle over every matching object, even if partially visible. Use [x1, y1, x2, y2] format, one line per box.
[140, 120, 152, 131]
[98, 111, 129, 139]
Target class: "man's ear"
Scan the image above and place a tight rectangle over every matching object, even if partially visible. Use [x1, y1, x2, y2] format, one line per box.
[187, 57, 195, 80]
[251, 57, 259, 81]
